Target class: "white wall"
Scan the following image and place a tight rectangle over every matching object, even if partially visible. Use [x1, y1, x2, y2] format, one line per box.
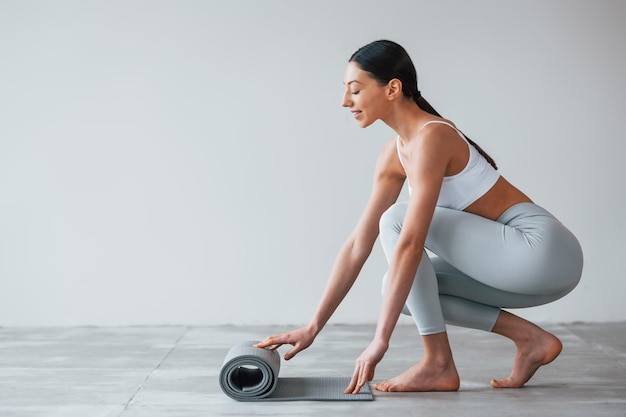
[1, 0, 624, 326]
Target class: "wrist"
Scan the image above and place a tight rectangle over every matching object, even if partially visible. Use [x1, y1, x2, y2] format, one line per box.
[373, 333, 390, 348]
[307, 320, 322, 337]
[373, 325, 393, 348]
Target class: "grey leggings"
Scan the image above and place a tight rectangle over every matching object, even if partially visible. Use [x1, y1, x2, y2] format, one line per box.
[380, 202, 583, 335]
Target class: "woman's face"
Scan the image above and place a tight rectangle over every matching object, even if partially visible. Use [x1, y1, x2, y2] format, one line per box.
[342, 62, 390, 128]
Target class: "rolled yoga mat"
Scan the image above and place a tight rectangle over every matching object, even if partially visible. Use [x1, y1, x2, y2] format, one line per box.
[219, 341, 373, 401]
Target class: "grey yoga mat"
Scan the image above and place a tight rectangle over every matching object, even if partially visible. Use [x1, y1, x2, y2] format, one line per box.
[219, 341, 373, 401]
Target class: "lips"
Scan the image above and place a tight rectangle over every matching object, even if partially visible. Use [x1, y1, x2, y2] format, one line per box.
[351, 110, 362, 119]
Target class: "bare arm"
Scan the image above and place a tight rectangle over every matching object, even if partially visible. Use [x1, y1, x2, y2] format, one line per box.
[346, 127, 451, 394]
[374, 158, 444, 343]
[255, 139, 405, 359]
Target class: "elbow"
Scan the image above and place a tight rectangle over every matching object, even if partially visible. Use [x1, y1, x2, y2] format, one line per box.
[345, 236, 374, 263]
[395, 237, 425, 259]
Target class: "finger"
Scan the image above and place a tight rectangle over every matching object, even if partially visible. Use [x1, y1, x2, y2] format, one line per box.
[343, 367, 360, 394]
[353, 363, 372, 394]
[254, 335, 284, 349]
[344, 375, 358, 394]
[284, 344, 301, 360]
[352, 366, 365, 394]
[367, 366, 375, 382]
[253, 339, 272, 349]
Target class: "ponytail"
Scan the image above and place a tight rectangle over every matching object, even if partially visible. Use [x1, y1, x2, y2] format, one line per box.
[413, 92, 498, 170]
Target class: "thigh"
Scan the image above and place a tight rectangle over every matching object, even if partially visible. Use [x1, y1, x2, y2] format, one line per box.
[431, 256, 572, 308]
[426, 205, 581, 296]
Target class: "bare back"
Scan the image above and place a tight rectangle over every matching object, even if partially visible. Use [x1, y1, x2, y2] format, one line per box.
[389, 120, 533, 221]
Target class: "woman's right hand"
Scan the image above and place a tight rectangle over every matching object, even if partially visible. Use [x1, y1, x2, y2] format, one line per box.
[254, 325, 317, 360]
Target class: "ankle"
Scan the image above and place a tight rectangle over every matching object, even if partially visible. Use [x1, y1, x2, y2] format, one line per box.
[422, 352, 455, 369]
[421, 332, 455, 368]
[492, 311, 543, 342]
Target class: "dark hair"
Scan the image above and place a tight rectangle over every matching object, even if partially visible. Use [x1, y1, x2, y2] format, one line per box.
[349, 40, 497, 170]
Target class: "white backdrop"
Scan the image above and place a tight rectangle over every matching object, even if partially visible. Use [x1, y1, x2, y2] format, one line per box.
[1, 0, 624, 326]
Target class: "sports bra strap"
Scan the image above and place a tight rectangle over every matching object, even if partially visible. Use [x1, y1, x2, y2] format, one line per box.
[419, 120, 469, 144]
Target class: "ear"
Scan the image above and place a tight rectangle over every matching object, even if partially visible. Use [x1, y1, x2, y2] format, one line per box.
[387, 79, 403, 100]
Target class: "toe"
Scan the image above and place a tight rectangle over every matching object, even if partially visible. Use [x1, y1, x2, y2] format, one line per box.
[491, 377, 519, 388]
[375, 381, 389, 392]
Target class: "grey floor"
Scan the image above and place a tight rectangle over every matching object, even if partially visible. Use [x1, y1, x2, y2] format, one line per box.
[1, 323, 625, 417]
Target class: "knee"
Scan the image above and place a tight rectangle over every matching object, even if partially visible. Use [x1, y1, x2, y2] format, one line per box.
[379, 202, 407, 237]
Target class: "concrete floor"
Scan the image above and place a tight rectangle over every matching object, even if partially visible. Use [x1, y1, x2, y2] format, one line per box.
[0, 323, 625, 417]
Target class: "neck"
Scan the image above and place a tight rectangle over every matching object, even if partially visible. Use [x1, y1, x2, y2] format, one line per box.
[382, 99, 433, 141]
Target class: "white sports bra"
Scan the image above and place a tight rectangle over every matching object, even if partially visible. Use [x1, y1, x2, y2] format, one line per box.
[396, 120, 500, 210]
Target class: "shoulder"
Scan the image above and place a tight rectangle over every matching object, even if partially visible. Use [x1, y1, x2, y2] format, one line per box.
[379, 135, 399, 159]
[411, 119, 463, 157]
[418, 119, 461, 143]
[375, 136, 405, 180]
[400, 120, 461, 178]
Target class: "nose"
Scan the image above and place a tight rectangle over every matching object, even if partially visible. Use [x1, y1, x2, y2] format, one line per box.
[341, 90, 351, 108]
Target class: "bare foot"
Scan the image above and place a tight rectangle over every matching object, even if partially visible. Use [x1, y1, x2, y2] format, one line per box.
[491, 327, 562, 388]
[375, 359, 460, 392]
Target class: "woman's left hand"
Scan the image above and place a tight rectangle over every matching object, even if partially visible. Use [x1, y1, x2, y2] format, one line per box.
[344, 338, 389, 394]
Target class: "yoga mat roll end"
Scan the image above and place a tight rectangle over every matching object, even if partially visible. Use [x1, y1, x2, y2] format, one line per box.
[219, 341, 281, 401]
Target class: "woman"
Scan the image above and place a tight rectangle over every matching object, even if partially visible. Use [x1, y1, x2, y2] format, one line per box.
[255, 40, 583, 394]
